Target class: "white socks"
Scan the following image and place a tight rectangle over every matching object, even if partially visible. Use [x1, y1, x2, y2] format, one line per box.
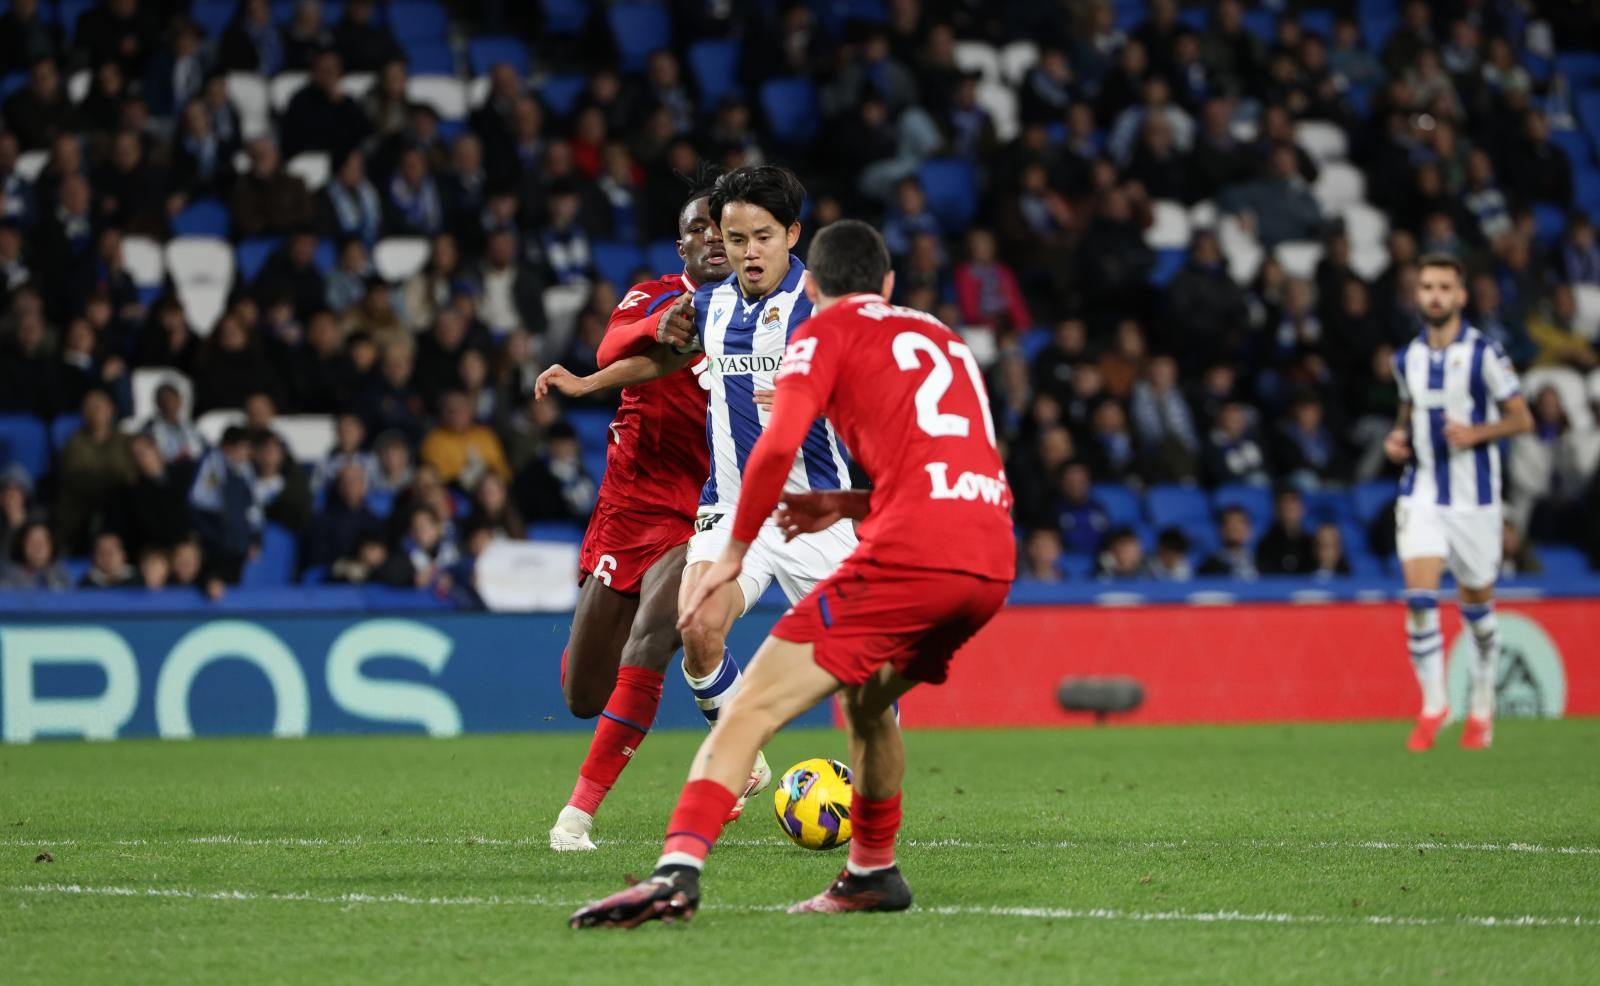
[684, 648, 744, 726]
[1461, 602, 1499, 720]
[1404, 590, 1447, 716]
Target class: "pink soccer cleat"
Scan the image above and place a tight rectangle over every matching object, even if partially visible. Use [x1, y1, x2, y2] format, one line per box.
[1460, 716, 1493, 750]
[1406, 709, 1449, 752]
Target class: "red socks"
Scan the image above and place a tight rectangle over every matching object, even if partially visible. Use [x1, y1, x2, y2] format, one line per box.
[566, 666, 664, 816]
[660, 778, 739, 865]
[848, 791, 903, 872]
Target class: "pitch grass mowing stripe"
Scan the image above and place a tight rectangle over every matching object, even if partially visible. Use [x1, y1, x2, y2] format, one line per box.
[4, 835, 1599, 855]
[7, 883, 1594, 929]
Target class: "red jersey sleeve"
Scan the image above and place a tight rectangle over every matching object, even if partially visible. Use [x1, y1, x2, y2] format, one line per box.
[598, 279, 685, 367]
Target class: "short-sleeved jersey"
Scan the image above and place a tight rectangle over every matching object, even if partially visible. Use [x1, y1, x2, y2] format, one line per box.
[775, 294, 1016, 581]
[1393, 322, 1521, 509]
[598, 273, 711, 520]
[693, 256, 850, 512]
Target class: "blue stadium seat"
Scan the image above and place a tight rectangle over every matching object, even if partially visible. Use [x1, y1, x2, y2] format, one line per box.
[566, 408, 616, 452]
[1522, 51, 1552, 83]
[0, 414, 50, 478]
[236, 237, 284, 283]
[389, 2, 450, 43]
[1536, 544, 1592, 577]
[918, 158, 978, 231]
[403, 40, 455, 75]
[759, 77, 820, 144]
[1017, 326, 1051, 363]
[542, 0, 591, 35]
[315, 239, 338, 274]
[1148, 248, 1186, 287]
[1532, 203, 1568, 245]
[271, 0, 345, 22]
[365, 488, 396, 519]
[1059, 553, 1096, 580]
[646, 239, 682, 277]
[1574, 168, 1600, 219]
[1574, 91, 1600, 146]
[538, 74, 588, 116]
[172, 198, 231, 238]
[242, 523, 298, 587]
[468, 35, 532, 76]
[582, 446, 608, 485]
[1212, 483, 1272, 533]
[1298, 8, 1335, 39]
[57, 0, 94, 41]
[1241, 8, 1277, 43]
[299, 565, 331, 585]
[1301, 489, 1354, 526]
[1357, 2, 1398, 50]
[1177, 7, 1207, 31]
[688, 38, 740, 109]
[1339, 521, 1380, 576]
[1113, 1, 1148, 33]
[608, 2, 671, 73]
[1352, 479, 1397, 527]
[1090, 483, 1141, 530]
[190, 1, 233, 39]
[1555, 51, 1600, 89]
[528, 521, 585, 543]
[49, 414, 82, 454]
[591, 241, 646, 289]
[0, 72, 26, 101]
[1551, 130, 1593, 169]
[1145, 483, 1210, 530]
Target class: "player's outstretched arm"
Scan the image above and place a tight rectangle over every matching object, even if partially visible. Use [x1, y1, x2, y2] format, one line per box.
[775, 491, 872, 541]
[534, 347, 693, 400]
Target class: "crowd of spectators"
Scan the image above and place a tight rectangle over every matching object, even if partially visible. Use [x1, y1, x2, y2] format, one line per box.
[1, 0, 1600, 598]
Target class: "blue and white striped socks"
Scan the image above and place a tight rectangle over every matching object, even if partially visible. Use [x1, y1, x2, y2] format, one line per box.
[1404, 590, 1446, 716]
[684, 649, 743, 726]
[1460, 602, 1499, 719]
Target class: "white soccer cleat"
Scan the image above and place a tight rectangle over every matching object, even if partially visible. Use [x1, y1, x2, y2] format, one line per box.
[727, 749, 773, 823]
[549, 805, 598, 852]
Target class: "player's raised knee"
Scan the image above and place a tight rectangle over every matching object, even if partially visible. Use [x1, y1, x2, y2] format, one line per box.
[561, 677, 610, 719]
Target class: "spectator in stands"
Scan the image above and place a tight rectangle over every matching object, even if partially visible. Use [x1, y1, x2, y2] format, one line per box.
[368, 429, 412, 506]
[1110, 76, 1195, 166]
[1220, 144, 1323, 248]
[330, 534, 388, 585]
[457, 347, 499, 425]
[1189, 97, 1251, 203]
[1256, 488, 1315, 576]
[4, 55, 81, 152]
[0, 520, 70, 590]
[233, 137, 315, 238]
[0, 220, 31, 307]
[281, 1, 333, 71]
[1202, 0, 1265, 98]
[1508, 387, 1600, 540]
[1559, 215, 1600, 287]
[1327, 19, 1380, 90]
[219, 0, 284, 75]
[384, 145, 444, 238]
[253, 431, 313, 534]
[193, 313, 279, 413]
[440, 134, 490, 251]
[170, 534, 203, 589]
[469, 471, 525, 541]
[319, 147, 382, 247]
[1096, 527, 1149, 581]
[359, 341, 425, 444]
[1078, 185, 1156, 314]
[881, 177, 942, 262]
[1054, 460, 1108, 556]
[421, 389, 511, 490]
[1131, 354, 1200, 483]
[138, 381, 203, 466]
[1084, 400, 1140, 483]
[0, 1, 57, 79]
[1168, 230, 1249, 370]
[1526, 282, 1598, 383]
[307, 458, 383, 572]
[311, 412, 371, 492]
[137, 545, 170, 591]
[1503, 518, 1544, 578]
[56, 388, 136, 553]
[325, 239, 371, 315]
[1480, 36, 1532, 101]
[474, 229, 542, 337]
[1205, 401, 1271, 487]
[0, 308, 62, 417]
[170, 99, 235, 210]
[1466, 273, 1534, 369]
[1124, 112, 1190, 202]
[112, 432, 190, 557]
[396, 234, 460, 331]
[378, 504, 457, 591]
[81, 530, 136, 588]
[513, 421, 596, 524]
[1199, 506, 1258, 579]
[189, 426, 260, 589]
[413, 309, 480, 409]
[333, 0, 400, 74]
[92, 132, 166, 237]
[1018, 528, 1065, 584]
[252, 231, 327, 322]
[342, 274, 407, 351]
[954, 227, 1031, 332]
[1311, 523, 1351, 580]
[31, 174, 96, 322]
[1502, 111, 1572, 208]
[1275, 393, 1345, 489]
[1148, 527, 1193, 582]
[0, 464, 42, 559]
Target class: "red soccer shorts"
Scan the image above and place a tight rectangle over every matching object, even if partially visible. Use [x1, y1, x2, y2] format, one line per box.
[577, 499, 693, 595]
[772, 559, 1011, 687]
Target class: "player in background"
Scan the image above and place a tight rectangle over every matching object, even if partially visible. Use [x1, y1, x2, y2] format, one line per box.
[546, 173, 734, 852]
[567, 221, 1016, 929]
[1385, 254, 1532, 752]
[540, 166, 858, 820]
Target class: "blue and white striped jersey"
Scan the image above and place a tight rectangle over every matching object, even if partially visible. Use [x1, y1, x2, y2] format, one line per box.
[1393, 323, 1521, 509]
[692, 255, 851, 512]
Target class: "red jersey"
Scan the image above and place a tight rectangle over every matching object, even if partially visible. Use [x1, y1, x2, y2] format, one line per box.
[761, 294, 1016, 581]
[595, 273, 710, 521]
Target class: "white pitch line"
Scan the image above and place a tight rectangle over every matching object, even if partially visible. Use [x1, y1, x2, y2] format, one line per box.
[3, 883, 1591, 930]
[4, 835, 1600, 855]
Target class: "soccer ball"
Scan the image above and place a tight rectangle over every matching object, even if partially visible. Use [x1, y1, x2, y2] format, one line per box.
[772, 758, 853, 850]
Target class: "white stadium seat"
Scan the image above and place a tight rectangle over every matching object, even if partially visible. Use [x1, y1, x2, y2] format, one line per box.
[122, 236, 166, 287]
[287, 151, 331, 191]
[226, 73, 272, 139]
[68, 69, 90, 103]
[1349, 240, 1390, 281]
[468, 76, 491, 108]
[1000, 40, 1039, 86]
[128, 367, 194, 428]
[275, 415, 338, 461]
[1145, 199, 1191, 249]
[270, 72, 310, 114]
[196, 409, 246, 446]
[1294, 120, 1348, 164]
[374, 237, 431, 282]
[1189, 199, 1219, 229]
[1313, 162, 1366, 213]
[1574, 284, 1600, 342]
[1340, 201, 1389, 247]
[1218, 214, 1264, 284]
[340, 73, 376, 100]
[1274, 240, 1324, 279]
[165, 236, 235, 336]
[14, 149, 48, 182]
[406, 75, 469, 120]
[975, 81, 1019, 143]
[953, 40, 1002, 84]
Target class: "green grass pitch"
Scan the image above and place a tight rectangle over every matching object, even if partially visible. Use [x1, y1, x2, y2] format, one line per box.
[3, 720, 1598, 985]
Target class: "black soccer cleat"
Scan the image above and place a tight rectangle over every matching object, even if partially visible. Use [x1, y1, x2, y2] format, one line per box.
[788, 866, 913, 914]
[568, 865, 701, 929]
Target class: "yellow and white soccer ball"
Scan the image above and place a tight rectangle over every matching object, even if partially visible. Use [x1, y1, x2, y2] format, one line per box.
[772, 757, 853, 850]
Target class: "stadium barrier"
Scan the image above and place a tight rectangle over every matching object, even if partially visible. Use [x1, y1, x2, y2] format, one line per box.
[1, 579, 1594, 742]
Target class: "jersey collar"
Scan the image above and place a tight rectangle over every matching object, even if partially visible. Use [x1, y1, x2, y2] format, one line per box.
[680, 271, 698, 293]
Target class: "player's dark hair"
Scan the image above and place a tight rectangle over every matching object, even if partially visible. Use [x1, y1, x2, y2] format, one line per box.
[1417, 253, 1464, 281]
[709, 165, 805, 230]
[806, 220, 892, 297]
[675, 161, 725, 235]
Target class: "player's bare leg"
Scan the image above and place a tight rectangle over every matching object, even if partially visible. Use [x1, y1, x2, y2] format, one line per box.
[1401, 556, 1449, 752]
[791, 668, 917, 914]
[550, 554, 677, 851]
[677, 560, 772, 818]
[561, 578, 638, 718]
[569, 637, 841, 929]
[1456, 581, 1499, 749]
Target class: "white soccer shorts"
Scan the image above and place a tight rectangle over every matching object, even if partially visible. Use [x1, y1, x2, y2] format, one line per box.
[1395, 497, 1502, 590]
[687, 509, 858, 614]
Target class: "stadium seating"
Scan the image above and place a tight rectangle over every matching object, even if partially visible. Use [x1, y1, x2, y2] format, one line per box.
[242, 523, 300, 587]
[566, 409, 616, 453]
[759, 77, 821, 144]
[918, 159, 979, 231]
[1144, 200, 1191, 250]
[542, 0, 592, 36]
[129, 368, 194, 426]
[1212, 484, 1273, 533]
[171, 199, 232, 239]
[389, 2, 451, 43]
[286, 152, 332, 192]
[591, 241, 647, 290]
[403, 41, 455, 76]
[0, 416, 50, 479]
[1145, 484, 1214, 541]
[646, 240, 682, 277]
[236, 238, 283, 284]
[468, 36, 533, 77]
[608, 3, 672, 73]
[374, 238, 432, 282]
[687, 39, 741, 109]
[538, 74, 589, 116]
[1352, 480, 1397, 528]
[407, 75, 469, 119]
[50, 415, 83, 455]
[1091, 483, 1141, 530]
